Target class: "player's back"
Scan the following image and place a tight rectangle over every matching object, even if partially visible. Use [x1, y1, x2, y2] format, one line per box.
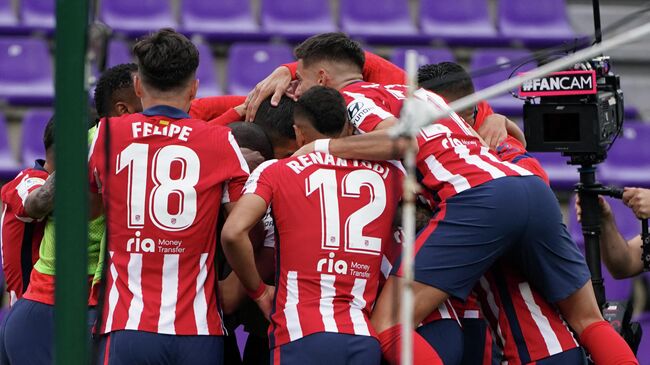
[245, 152, 403, 347]
[0, 165, 48, 304]
[89, 106, 249, 335]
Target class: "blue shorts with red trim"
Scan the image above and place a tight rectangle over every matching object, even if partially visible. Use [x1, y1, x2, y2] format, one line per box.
[459, 318, 502, 365]
[0, 298, 96, 365]
[394, 176, 590, 303]
[97, 330, 224, 365]
[416, 319, 463, 365]
[270, 332, 380, 365]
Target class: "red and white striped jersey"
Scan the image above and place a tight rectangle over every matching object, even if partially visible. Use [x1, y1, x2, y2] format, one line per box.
[244, 153, 404, 348]
[474, 265, 579, 364]
[0, 163, 48, 305]
[88, 105, 250, 336]
[342, 82, 532, 204]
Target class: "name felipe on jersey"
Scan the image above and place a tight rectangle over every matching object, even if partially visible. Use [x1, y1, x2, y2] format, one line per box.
[126, 231, 186, 254]
[131, 121, 193, 142]
[316, 252, 371, 279]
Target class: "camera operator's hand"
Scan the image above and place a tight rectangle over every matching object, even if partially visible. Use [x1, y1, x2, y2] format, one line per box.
[574, 195, 612, 223]
[477, 114, 508, 150]
[622, 187, 650, 219]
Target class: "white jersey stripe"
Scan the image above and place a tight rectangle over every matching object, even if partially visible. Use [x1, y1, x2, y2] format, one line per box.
[456, 145, 506, 179]
[194, 253, 209, 335]
[350, 278, 370, 336]
[244, 160, 278, 195]
[285, 271, 303, 341]
[380, 254, 392, 279]
[518, 282, 563, 355]
[125, 253, 144, 330]
[319, 274, 338, 332]
[479, 277, 507, 348]
[0, 204, 7, 268]
[480, 147, 533, 176]
[158, 254, 179, 334]
[424, 155, 471, 194]
[105, 252, 119, 332]
[228, 131, 251, 174]
[437, 302, 451, 319]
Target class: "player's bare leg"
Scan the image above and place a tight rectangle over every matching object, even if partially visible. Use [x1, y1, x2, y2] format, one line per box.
[371, 276, 447, 365]
[556, 281, 638, 365]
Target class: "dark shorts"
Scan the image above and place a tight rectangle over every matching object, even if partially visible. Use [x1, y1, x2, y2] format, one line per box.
[1, 299, 96, 365]
[395, 176, 590, 303]
[416, 319, 463, 365]
[270, 333, 380, 365]
[459, 318, 502, 365]
[97, 330, 224, 365]
[534, 347, 587, 365]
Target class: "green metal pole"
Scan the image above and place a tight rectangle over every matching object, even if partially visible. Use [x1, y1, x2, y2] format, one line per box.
[54, 0, 89, 364]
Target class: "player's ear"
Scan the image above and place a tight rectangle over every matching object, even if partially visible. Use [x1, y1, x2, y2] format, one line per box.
[134, 74, 144, 98]
[317, 69, 327, 85]
[115, 102, 130, 116]
[293, 124, 306, 147]
[189, 79, 199, 100]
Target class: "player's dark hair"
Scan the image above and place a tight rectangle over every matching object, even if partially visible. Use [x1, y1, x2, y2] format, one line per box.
[253, 96, 296, 145]
[229, 122, 274, 161]
[132, 28, 199, 92]
[418, 62, 475, 100]
[43, 115, 55, 152]
[294, 86, 347, 137]
[294, 32, 365, 72]
[93, 63, 138, 118]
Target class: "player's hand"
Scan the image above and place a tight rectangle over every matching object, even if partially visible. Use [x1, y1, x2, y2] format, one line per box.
[477, 114, 508, 150]
[240, 148, 265, 171]
[254, 285, 275, 321]
[575, 195, 612, 223]
[292, 142, 315, 157]
[622, 187, 650, 219]
[245, 66, 293, 122]
[233, 103, 246, 117]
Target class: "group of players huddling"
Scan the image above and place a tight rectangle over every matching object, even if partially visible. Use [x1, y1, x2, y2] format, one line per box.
[0, 29, 641, 364]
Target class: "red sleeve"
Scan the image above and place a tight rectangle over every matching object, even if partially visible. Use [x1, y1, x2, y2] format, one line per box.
[283, 51, 406, 85]
[242, 160, 279, 205]
[343, 89, 396, 133]
[189, 96, 247, 121]
[472, 100, 494, 131]
[2, 170, 49, 218]
[362, 51, 406, 85]
[207, 108, 243, 127]
[220, 130, 251, 204]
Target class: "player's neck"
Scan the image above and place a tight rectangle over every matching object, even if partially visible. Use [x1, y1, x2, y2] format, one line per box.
[43, 160, 54, 174]
[141, 96, 191, 114]
[334, 73, 364, 91]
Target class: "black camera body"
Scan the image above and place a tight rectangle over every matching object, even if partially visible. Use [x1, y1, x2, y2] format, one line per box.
[522, 57, 624, 161]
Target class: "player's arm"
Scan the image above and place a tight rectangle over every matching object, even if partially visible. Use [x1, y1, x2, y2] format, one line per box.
[295, 129, 412, 161]
[477, 114, 525, 149]
[576, 196, 644, 278]
[221, 194, 274, 317]
[24, 172, 55, 219]
[189, 95, 247, 121]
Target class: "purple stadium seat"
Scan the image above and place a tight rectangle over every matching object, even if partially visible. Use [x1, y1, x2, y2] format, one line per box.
[498, 0, 575, 46]
[261, 0, 335, 40]
[21, 109, 51, 166]
[0, 0, 18, 32]
[528, 152, 576, 190]
[106, 39, 132, 67]
[390, 47, 455, 69]
[196, 43, 221, 97]
[226, 43, 293, 96]
[0, 37, 53, 105]
[100, 0, 176, 36]
[0, 113, 19, 178]
[20, 0, 54, 31]
[420, 0, 499, 45]
[340, 0, 418, 43]
[180, 0, 260, 40]
[470, 49, 536, 115]
[634, 312, 650, 365]
[600, 123, 650, 188]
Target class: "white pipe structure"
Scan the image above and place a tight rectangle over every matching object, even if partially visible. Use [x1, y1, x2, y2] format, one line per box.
[399, 50, 419, 365]
[394, 21, 650, 365]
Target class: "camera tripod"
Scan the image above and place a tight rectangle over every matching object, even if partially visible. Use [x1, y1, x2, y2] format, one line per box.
[571, 156, 644, 353]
